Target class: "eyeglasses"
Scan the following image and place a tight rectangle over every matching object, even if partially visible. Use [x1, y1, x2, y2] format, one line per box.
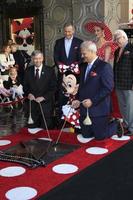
[14, 35, 34, 45]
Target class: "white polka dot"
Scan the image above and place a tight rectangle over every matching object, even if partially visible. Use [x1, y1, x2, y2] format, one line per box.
[5, 187, 37, 200]
[111, 135, 130, 141]
[0, 166, 26, 177]
[86, 147, 108, 155]
[38, 137, 52, 142]
[71, 121, 75, 125]
[74, 68, 78, 72]
[52, 164, 78, 174]
[72, 115, 77, 120]
[0, 140, 11, 146]
[77, 134, 94, 143]
[28, 128, 43, 134]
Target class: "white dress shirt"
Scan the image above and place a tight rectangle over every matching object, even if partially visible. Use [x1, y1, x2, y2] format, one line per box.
[64, 37, 73, 58]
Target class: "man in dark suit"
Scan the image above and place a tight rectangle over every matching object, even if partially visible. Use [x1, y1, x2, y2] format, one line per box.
[113, 30, 133, 136]
[54, 23, 83, 67]
[54, 22, 83, 121]
[72, 41, 121, 140]
[24, 50, 56, 129]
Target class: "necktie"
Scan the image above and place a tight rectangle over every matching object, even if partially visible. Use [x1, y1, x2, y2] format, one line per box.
[35, 68, 39, 80]
[84, 64, 92, 82]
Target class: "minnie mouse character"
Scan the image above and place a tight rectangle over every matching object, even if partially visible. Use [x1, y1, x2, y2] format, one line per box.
[62, 70, 80, 128]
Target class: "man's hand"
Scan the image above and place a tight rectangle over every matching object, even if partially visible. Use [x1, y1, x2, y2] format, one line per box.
[28, 93, 35, 101]
[71, 100, 80, 109]
[82, 99, 92, 108]
[35, 97, 45, 103]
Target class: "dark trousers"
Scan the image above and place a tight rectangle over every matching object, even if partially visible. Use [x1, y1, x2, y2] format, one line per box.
[26, 100, 53, 129]
[55, 84, 68, 119]
[79, 115, 117, 140]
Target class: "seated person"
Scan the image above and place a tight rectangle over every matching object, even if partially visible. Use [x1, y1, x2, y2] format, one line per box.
[0, 44, 15, 81]
[0, 77, 11, 103]
[3, 67, 24, 100]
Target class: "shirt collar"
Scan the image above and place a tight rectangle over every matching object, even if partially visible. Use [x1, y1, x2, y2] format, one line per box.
[65, 36, 73, 41]
[88, 56, 98, 66]
[120, 41, 128, 50]
[35, 64, 43, 72]
[123, 41, 128, 49]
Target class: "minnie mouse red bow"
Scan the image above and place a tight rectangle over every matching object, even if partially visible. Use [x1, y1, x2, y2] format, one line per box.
[58, 62, 80, 74]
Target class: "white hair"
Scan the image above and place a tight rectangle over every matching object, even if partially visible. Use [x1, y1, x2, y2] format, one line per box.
[113, 29, 128, 41]
[80, 41, 97, 52]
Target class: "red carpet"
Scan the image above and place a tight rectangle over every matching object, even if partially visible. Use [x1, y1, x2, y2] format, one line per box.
[0, 129, 132, 200]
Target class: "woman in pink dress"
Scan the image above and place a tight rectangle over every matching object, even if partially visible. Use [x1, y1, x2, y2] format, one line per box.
[84, 21, 122, 119]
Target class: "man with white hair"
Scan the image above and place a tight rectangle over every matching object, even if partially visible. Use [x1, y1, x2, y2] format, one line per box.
[113, 29, 133, 136]
[72, 41, 122, 140]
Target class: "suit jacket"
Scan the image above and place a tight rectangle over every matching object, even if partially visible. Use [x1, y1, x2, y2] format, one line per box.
[13, 50, 31, 81]
[77, 58, 114, 117]
[114, 43, 133, 90]
[54, 37, 83, 66]
[24, 65, 56, 103]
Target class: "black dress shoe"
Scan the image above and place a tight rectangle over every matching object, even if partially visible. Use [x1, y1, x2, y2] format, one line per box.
[124, 130, 133, 136]
[116, 119, 124, 138]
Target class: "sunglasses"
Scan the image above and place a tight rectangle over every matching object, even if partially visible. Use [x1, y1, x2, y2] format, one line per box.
[14, 35, 34, 45]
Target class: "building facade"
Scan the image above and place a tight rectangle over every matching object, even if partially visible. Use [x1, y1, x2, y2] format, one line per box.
[0, 0, 132, 65]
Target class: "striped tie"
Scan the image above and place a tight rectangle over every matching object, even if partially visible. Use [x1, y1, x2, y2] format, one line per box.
[35, 68, 39, 80]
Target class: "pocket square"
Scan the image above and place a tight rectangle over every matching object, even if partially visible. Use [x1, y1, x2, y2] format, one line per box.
[90, 71, 97, 77]
[124, 51, 130, 55]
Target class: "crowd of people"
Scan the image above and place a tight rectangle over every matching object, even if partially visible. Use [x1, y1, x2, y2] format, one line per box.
[0, 41, 30, 105]
[0, 21, 133, 140]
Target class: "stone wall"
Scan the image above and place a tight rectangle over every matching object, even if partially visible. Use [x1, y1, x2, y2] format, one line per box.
[42, 0, 105, 65]
[0, 0, 131, 65]
[42, 0, 131, 65]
